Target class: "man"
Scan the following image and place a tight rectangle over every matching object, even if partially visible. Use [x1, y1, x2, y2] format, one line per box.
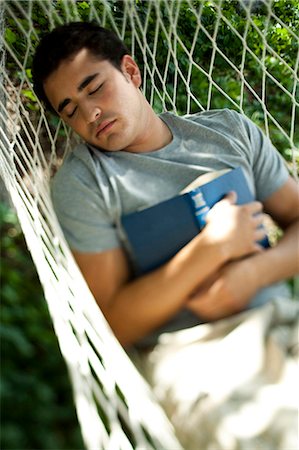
[32, 22, 298, 346]
[32, 21, 298, 447]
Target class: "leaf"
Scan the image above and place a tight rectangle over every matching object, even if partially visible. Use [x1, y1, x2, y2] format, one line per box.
[21, 90, 37, 102]
[5, 28, 17, 45]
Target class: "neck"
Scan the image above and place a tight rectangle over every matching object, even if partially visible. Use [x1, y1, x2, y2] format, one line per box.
[128, 100, 173, 153]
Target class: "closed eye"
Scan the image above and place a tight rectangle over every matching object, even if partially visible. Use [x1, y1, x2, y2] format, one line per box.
[66, 83, 103, 118]
[88, 84, 103, 96]
[67, 107, 77, 119]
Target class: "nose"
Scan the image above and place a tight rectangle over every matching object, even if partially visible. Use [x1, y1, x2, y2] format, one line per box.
[81, 103, 102, 124]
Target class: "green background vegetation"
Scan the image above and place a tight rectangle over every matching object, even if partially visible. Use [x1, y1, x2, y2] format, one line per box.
[1, 203, 84, 449]
[1, 0, 298, 448]
[4, 0, 299, 162]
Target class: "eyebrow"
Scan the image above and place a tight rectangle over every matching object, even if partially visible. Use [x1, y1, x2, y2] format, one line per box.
[57, 72, 99, 113]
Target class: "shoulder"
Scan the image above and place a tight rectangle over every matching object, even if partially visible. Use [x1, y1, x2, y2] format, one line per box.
[51, 143, 104, 214]
[185, 109, 255, 136]
[163, 108, 241, 122]
[161, 109, 254, 140]
[52, 143, 98, 192]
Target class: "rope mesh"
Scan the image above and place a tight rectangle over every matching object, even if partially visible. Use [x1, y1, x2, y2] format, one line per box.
[0, 1, 298, 449]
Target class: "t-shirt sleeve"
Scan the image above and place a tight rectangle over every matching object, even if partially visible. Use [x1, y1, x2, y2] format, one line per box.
[51, 152, 120, 253]
[231, 110, 289, 201]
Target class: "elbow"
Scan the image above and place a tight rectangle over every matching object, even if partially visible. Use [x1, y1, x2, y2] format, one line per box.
[101, 304, 138, 348]
[110, 324, 140, 348]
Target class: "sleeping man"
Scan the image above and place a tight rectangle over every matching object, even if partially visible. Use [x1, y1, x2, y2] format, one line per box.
[32, 22, 299, 449]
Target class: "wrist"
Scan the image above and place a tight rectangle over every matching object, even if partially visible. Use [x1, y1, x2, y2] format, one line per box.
[240, 249, 279, 292]
[240, 255, 261, 291]
[200, 228, 230, 266]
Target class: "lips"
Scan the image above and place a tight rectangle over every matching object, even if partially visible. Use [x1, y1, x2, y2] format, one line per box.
[96, 119, 116, 136]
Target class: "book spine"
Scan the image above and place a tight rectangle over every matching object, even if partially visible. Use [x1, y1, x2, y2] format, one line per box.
[188, 189, 210, 229]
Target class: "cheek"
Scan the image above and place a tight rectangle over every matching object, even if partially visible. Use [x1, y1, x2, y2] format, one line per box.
[105, 80, 133, 107]
[103, 87, 121, 108]
[71, 116, 88, 136]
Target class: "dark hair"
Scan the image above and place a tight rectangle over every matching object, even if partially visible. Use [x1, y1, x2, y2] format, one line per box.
[32, 22, 129, 111]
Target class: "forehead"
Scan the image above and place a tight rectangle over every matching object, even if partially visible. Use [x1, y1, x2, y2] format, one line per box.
[43, 49, 114, 107]
[62, 48, 105, 71]
[47, 49, 106, 84]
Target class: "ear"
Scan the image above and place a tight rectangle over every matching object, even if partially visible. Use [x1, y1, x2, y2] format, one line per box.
[121, 55, 142, 88]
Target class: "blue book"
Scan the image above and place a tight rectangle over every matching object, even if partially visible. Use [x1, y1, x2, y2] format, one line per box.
[121, 167, 269, 275]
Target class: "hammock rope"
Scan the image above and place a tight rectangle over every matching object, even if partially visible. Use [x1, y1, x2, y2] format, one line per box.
[0, 1, 298, 449]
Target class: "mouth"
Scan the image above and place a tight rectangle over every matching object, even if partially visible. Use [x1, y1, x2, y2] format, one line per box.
[95, 119, 116, 137]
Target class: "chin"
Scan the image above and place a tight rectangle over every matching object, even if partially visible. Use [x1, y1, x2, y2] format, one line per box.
[86, 139, 123, 152]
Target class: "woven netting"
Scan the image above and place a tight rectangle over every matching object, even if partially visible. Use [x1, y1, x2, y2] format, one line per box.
[0, 1, 298, 449]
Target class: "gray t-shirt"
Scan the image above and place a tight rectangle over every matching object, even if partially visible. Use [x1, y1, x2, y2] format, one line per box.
[52, 109, 290, 345]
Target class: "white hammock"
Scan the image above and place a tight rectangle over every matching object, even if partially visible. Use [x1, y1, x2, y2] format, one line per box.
[0, 1, 298, 449]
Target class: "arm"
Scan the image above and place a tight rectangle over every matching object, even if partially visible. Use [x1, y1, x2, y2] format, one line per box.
[252, 176, 299, 285]
[187, 176, 299, 320]
[73, 196, 264, 346]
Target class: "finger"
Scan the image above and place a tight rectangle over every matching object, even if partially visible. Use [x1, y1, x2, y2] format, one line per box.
[252, 242, 264, 253]
[224, 190, 237, 205]
[245, 201, 263, 214]
[187, 295, 230, 320]
[252, 213, 266, 227]
[187, 296, 217, 317]
[207, 192, 237, 219]
[254, 227, 267, 242]
[208, 191, 237, 214]
[188, 286, 223, 311]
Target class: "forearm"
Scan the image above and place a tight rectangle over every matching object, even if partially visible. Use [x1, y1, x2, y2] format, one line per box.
[245, 218, 299, 291]
[104, 233, 226, 346]
[77, 196, 265, 346]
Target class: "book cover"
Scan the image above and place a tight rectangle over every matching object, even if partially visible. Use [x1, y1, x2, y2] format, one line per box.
[121, 167, 269, 275]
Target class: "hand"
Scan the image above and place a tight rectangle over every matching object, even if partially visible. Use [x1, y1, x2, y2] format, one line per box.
[186, 257, 260, 321]
[204, 192, 266, 261]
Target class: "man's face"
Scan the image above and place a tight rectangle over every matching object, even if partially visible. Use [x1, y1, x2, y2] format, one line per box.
[44, 49, 145, 152]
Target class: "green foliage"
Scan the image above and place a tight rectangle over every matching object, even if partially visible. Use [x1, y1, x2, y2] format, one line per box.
[4, 0, 298, 162]
[0, 203, 84, 449]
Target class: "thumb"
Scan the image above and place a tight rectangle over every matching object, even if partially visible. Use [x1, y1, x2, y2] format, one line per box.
[207, 190, 237, 220]
[224, 190, 237, 204]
